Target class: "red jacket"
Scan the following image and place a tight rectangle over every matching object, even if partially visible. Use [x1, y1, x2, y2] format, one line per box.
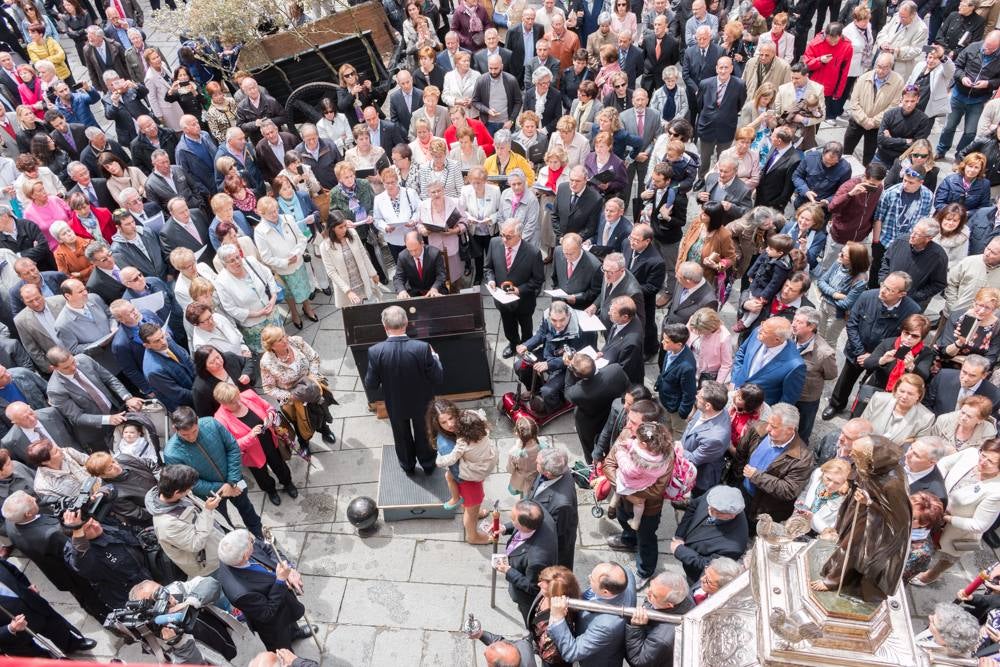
[443, 117, 495, 156]
[828, 176, 883, 244]
[214, 389, 279, 468]
[68, 206, 115, 244]
[803, 33, 854, 99]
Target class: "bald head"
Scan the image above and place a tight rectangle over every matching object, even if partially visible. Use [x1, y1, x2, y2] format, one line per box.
[484, 640, 521, 667]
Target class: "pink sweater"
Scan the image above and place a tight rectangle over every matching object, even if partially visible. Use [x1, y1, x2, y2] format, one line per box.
[688, 325, 734, 384]
[25, 197, 72, 250]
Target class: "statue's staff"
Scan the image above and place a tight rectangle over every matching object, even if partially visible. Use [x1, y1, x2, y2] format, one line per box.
[490, 499, 501, 609]
[837, 489, 866, 597]
[564, 598, 682, 624]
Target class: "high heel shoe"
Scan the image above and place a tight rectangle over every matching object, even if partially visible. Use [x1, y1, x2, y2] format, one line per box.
[292, 320, 303, 330]
[304, 310, 319, 322]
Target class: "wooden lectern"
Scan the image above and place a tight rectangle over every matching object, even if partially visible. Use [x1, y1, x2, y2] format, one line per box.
[343, 293, 494, 416]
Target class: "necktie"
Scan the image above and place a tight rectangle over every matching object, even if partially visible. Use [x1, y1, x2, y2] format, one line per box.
[570, 193, 579, 208]
[64, 131, 76, 152]
[505, 247, 513, 270]
[655, 40, 662, 61]
[165, 349, 179, 364]
[619, 49, 626, 67]
[567, 261, 574, 279]
[749, 347, 768, 377]
[86, 185, 97, 205]
[183, 221, 202, 244]
[415, 255, 423, 279]
[701, 48, 707, 59]
[603, 222, 613, 245]
[33, 426, 44, 440]
[604, 283, 613, 302]
[112, 268, 121, 282]
[637, 111, 644, 137]
[74, 372, 111, 412]
[717, 81, 725, 104]
[763, 149, 778, 174]
[629, 251, 637, 271]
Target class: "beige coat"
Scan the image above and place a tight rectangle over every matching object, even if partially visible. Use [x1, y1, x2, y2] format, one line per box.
[859, 391, 935, 444]
[319, 235, 379, 308]
[944, 255, 1000, 318]
[436, 416, 498, 483]
[873, 16, 929, 80]
[798, 335, 838, 403]
[742, 56, 792, 100]
[846, 70, 905, 129]
[930, 411, 998, 452]
[150, 497, 223, 577]
[937, 448, 1000, 556]
[774, 80, 826, 125]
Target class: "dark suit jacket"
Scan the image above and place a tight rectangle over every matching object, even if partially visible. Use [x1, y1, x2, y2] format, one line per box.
[700, 172, 753, 220]
[681, 42, 722, 98]
[371, 120, 407, 156]
[663, 280, 718, 326]
[253, 132, 299, 184]
[755, 147, 801, 210]
[621, 45, 644, 88]
[142, 342, 195, 411]
[522, 87, 563, 135]
[591, 216, 633, 259]
[641, 34, 679, 91]
[388, 87, 424, 133]
[215, 540, 305, 650]
[503, 511, 559, 610]
[86, 267, 126, 305]
[471, 72, 523, 123]
[0, 217, 55, 271]
[392, 246, 448, 296]
[69, 178, 117, 212]
[46, 354, 131, 447]
[483, 238, 545, 313]
[0, 407, 80, 464]
[623, 244, 666, 304]
[551, 246, 602, 309]
[504, 24, 545, 84]
[110, 226, 166, 280]
[655, 345, 697, 417]
[566, 362, 629, 452]
[594, 270, 644, 331]
[50, 124, 88, 160]
[130, 127, 179, 174]
[923, 368, 1000, 419]
[159, 211, 212, 260]
[673, 493, 749, 583]
[145, 167, 202, 213]
[910, 465, 948, 505]
[601, 317, 644, 385]
[5, 514, 81, 593]
[0, 558, 73, 653]
[551, 184, 603, 241]
[625, 596, 696, 667]
[83, 39, 129, 91]
[80, 139, 131, 179]
[474, 47, 514, 74]
[528, 472, 579, 570]
[682, 409, 731, 493]
[696, 76, 747, 144]
[365, 335, 443, 419]
[9, 272, 66, 314]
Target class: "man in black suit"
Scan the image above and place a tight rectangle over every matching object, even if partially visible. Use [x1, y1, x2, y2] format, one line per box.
[485, 219, 545, 358]
[46, 110, 88, 161]
[0, 206, 55, 272]
[641, 15, 679, 93]
[625, 572, 695, 665]
[1, 403, 81, 465]
[160, 198, 213, 262]
[587, 252, 645, 333]
[617, 30, 644, 89]
[362, 105, 407, 157]
[529, 448, 579, 570]
[145, 150, 203, 214]
[523, 40, 562, 91]
[388, 70, 423, 134]
[620, 90, 662, 204]
[905, 436, 949, 504]
[66, 161, 118, 212]
[80, 128, 132, 179]
[601, 296, 645, 385]
[504, 7, 545, 85]
[393, 232, 448, 298]
[551, 166, 603, 242]
[216, 529, 312, 650]
[435, 32, 466, 73]
[755, 125, 800, 210]
[640, 165, 685, 304]
[492, 499, 559, 623]
[522, 66, 563, 135]
[130, 116, 179, 174]
[670, 484, 749, 584]
[680, 26, 722, 124]
[551, 233, 602, 310]
[696, 156, 753, 221]
[254, 120, 300, 184]
[473, 27, 514, 74]
[296, 124, 342, 192]
[591, 197, 633, 259]
[695, 57, 747, 180]
[0, 554, 97, 657]
[923, 356, 1000, 418]
[82, 27, 129, 92]
[566, 354, 629, 464]
[364, 305, 443, 474]
[0, 53, 21, 105]
[661, 262, 718, 363]
[84, 242, 127, 305]
[623, 223, 667, 353]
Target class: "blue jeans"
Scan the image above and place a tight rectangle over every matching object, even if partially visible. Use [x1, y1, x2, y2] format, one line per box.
[217, 490, 264, 538]
[937, 98, 985, 156]
[615, 500, 662, 578]
[484, 121, 505, 135]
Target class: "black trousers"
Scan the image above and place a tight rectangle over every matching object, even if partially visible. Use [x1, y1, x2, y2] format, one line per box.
[247, 437, 293, 493]
[867, 242, 885, 288]
[813, 0, 842, 33]
[642, 293, 657, 353]
[0, 597, 84, 656]
[843, 120, 878, 167]
[498, 299, 536, 347]
[191, 609, 237, 661]
[516, 365, 567, 410]
[829, 358, 865, 410]
[389, 414, 436, 472]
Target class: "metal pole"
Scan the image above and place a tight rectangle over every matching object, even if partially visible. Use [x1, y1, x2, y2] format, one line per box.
[262, 528, 323, 655]
[490, 499, 501, 609]
[563, 598, 683, 624]
[837, 498, 862, 598]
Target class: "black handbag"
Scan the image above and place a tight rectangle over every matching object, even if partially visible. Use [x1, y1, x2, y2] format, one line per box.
[849, 370, 879, 419]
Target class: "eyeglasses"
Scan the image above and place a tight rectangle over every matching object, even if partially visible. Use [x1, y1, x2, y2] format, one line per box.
[344, 71, 357, 78]
[904, 84, 920, 92]
[614, 83, 627, 89]
[902, 167, 924, 179]
[910, 152, 928, 158]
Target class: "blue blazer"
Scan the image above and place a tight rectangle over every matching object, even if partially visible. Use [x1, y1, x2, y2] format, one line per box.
[781, 220, 827, 271]
[125, 276, 178, 327]
[548, 567, 635, 667]
[681, 409, 732, 493]
[174, 132, 218, 198]
[276, 192, 318, 230]
[731, 336, 807, 405]
[208, 210, 253, 250]
[142, 340, 195, 411]
[112, 309, 163, 396]
[968, 204, 1000, 255]
[934, 173, 992, 213]
[654, 345, 697, 418]
[592, 216, 633, 256]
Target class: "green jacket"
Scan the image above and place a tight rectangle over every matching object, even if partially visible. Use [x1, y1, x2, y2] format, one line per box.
[328, 180, 375, 222]
[163, 417, 242, 498]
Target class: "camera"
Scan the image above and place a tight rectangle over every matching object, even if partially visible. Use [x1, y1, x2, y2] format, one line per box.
[57, 477, 112, 525]
[103, 587, 198, 644]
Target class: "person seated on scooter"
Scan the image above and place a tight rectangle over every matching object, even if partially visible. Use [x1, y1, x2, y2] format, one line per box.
[515, 301, 588, 416]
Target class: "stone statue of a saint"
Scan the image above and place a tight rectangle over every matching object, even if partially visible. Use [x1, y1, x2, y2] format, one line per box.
[809, 435, 912, 603]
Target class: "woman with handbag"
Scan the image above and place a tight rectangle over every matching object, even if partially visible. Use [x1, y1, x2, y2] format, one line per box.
[936, 287, 1000, 371]
[329, 161, 386, 284]
[459, 166, 501, 285]
[214, 244, 284, 354]
[417, 178, 468, 289]
[212, 382, 297, 506]
[253, 195, 318, 330]
[260, 325, 337, 450]
[319, 211, 381, 307]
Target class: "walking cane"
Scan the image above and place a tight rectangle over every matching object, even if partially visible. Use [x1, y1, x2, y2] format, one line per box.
[262, 527, 323, 655]
[490, 499, 501, 609]
[0, 600, 67, 659]
[836, 496, 863, 598]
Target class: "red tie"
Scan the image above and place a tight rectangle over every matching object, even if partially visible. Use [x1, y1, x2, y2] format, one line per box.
[416, 255, 423, 279]
[505, 247, 513, 270]
[637, 111, 644, 137]
[655, 40, 661, 61]
[567, 260, 574, 279]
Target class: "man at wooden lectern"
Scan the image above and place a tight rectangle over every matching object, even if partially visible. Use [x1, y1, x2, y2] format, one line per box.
[364, 305, 444, 474]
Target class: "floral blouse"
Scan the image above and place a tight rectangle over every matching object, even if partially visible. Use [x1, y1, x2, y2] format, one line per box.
[260, 335, 321, 404]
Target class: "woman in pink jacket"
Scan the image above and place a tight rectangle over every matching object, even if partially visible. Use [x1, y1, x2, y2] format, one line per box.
[213, 383, 297, 507]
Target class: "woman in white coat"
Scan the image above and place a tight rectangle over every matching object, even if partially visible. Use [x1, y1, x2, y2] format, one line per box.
[794, 458, 852, 536]
[907, 45, 956, 120]
[143, 49, 184, 131]
[417, 178, 468, 289]
[459, 166, 501, 284]
[253, 196, 317, 329]
[441, 51, 479, 119]
[911, 440, 1000, 585]
[320, 211, 381, 307]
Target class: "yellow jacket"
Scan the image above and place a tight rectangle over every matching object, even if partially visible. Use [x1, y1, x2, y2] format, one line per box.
[483, 152, 536, 186]
[27, 37, 70, 81]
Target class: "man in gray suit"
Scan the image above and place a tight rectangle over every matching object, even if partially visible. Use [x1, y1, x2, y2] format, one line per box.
[1, 404, 82, 464]
[681, 381, 732, 497]
[551, 234, 603, 310]
[13, 284, 64, 373]
[45, 348, 143, 449]
[144, 149, 203, 214]
[662, 262, 719, 327]
[696, 156, 753, 221]
[109, 210, 167, 280]
[547, 562, 636, 666]
[586, 252, 644, 333]
[620, 88, 661, 203]
[54, 279, 118, 373]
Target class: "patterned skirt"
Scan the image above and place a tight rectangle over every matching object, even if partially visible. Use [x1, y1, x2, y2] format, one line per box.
[276, 263, 313, 304]
[240, 312, 286, 353]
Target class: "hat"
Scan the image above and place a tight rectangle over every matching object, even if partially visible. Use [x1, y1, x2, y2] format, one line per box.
[706, 485, 745, 514]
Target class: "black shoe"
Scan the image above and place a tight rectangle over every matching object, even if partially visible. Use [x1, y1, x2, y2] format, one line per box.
[501, 345, 515, 359]
[292, 320, 304, 330]
[70, 638, 98, 653]
[266, 490, 282, 506]
[284, 483, 298, 499]
[309, 289, 318, 301]
[402, 466, 416, 476]
[692, 178, 705, 190]
[291, 624, 318, 640]
[321, 429, 336, 444]
[606, 535, 638, 552]
[821, 406, 839, 421]
[322, 287, 332, 296]
[422, 465, 436, 475]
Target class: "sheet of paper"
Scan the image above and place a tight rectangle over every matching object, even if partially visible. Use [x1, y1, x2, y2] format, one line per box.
[130, 291, 165, 314]
[459, 286, 481, 294]
[489, 285, 520, 304]
[545, 288, 570, 298]
[577, 345, 609, 370]
[576, 310, 606, 332]
[141, 212, 165, 234]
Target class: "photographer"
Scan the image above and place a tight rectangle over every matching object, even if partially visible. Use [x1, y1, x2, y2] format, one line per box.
[26, 440, 91, 507]
[62, 511, 155, 610]
[86, 451, 159, 530]
[128, 578, 237, 663]
[145, 464, 225, 578]
[514, 301, 589, 416]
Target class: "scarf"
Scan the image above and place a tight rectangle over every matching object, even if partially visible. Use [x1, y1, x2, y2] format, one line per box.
[465, 4, 483, 32]
[545, 165, 564, 190]
[886, 336, 922, 391]
[341, 184, 365, 220]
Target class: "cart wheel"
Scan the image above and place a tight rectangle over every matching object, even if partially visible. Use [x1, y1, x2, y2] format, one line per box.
[591, 506, 604, 518]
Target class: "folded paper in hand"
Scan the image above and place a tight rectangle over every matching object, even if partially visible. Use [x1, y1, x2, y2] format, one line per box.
[576, 310, 606, 332]
[489, 285, 520, 304]
[577, 345, 609, 370]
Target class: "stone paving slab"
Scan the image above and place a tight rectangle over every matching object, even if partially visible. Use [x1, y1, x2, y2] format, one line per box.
[368, 628, 423, 666]
[337, 580, 467, 631]
[323, 624, 378, 667]
[409, 539, 495, 586]
[299, 574, 349, 622]
[299, 533, 417, 580]
[304, 447, 383, 487]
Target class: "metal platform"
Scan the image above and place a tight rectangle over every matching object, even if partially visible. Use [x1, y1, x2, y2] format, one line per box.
[376, 446, 458, 522]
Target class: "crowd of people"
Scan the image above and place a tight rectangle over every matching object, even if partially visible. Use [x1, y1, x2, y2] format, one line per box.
[0, 0, 1000, 661]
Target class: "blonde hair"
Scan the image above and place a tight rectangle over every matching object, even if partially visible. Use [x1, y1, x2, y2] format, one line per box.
[210, 193, 234, 215]
[188, 276, 215, 301]
[260, 325, 286, 352]
[212, 382, 241, 404]
[975, 286, 1000, 309]
[688, 307, 722, 334]
[85, 451, 115, 477]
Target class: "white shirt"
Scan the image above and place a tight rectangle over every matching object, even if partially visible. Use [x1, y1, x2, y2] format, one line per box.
[749, 341, 787, 376]
[905, 463, 935, 486]
[23, 422, 53, 443]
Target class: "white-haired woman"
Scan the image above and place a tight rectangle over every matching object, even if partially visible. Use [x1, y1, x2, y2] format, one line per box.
[649, 66, 689, 124]
[214, 244, 283, 353]
[418, 178, 468, 289]
[498, 169, 540, 248]
[253, 196, 317, 330]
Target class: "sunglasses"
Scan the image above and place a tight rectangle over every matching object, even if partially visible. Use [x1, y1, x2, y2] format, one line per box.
[910, 152, 928, 158]
[614, 83, 627, 88]
[903, 167, 925, 179]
